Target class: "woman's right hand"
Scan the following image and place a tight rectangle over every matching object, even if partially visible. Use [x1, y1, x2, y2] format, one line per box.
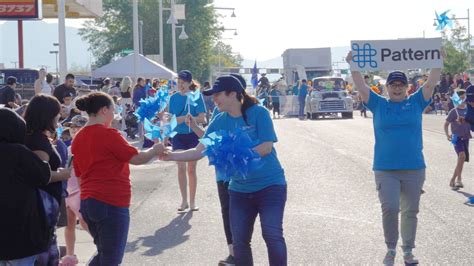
[447, 134, 452, 141]
[153, 143, 166, 156]
[345, 51, 353, 64]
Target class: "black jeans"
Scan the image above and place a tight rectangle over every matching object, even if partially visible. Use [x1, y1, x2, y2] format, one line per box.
[217, 181, 233, 245]
[272, 102, 280, 116]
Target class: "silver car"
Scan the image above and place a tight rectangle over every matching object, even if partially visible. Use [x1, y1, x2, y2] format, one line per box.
[305, 77, 353, 119]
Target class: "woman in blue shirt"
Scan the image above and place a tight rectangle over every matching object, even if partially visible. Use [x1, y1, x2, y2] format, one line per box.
[168, 70, 207, 212]
[162, 75, 287, 266]
[347, 52, 442, 265]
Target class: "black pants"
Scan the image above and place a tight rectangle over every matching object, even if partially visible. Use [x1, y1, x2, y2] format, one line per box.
[273, 102, 280, 116]
[217, 181, 233, 245]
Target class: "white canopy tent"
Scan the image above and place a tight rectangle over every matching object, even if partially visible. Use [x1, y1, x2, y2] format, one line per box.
[92, 54, 177, 80]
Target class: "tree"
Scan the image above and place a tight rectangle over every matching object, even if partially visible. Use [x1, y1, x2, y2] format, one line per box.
[441, 18, 471, 74]
[209, 41, 243, 71]
[78, 0, 229, 82]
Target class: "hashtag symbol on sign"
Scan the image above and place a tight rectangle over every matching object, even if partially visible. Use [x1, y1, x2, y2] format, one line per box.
[352, 43, 378, 68]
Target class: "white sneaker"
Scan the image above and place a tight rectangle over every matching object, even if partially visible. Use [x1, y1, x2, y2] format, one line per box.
[403, 252, 419, 265]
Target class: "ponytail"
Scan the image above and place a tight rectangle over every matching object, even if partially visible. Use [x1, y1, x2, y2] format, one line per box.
[237, 90, 258, 124]
[189, 79, 200, 92]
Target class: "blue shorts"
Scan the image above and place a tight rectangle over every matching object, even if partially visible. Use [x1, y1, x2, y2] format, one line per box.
[454, 138, 470, 162]
[171, 132, 199, 151]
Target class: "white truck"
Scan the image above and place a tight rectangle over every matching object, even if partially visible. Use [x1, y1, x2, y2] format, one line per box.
[305, 76, 353, 119]
[282, 48, 332, 85]
[282, 48, 353, 119]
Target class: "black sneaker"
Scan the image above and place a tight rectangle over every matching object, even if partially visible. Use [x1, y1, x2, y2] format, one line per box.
[218, 255, 235, 266]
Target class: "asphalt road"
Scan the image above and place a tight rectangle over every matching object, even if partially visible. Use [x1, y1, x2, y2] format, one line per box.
[122, 112, 474, 265]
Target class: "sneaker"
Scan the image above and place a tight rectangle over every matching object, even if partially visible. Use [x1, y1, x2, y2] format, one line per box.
[455, 181, 464, 188]
[403, 252, 419, 265]
[218, 255, 235, 266]
[383, 250, 396, 266]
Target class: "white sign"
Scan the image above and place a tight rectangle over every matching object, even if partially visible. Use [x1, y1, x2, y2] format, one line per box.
[174, 4, 185, 20]
[349, 38, 443, 71]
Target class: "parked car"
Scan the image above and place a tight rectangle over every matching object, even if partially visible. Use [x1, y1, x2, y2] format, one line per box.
[305, 76, 353, 119]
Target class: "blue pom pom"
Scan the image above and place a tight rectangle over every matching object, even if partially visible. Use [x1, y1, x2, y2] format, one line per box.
[200, 128, 263, 181]
[134, 87, 171, 122]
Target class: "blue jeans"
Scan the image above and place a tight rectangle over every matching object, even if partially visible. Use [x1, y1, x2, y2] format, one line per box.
[0, 255, 36, 266]
[80, 198, 130, 266]
[229, 185, 287, 266]
[298, 98, 305, 117]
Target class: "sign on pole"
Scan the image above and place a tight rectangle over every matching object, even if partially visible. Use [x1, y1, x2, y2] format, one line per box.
[0, 0, 42, 20]
[349, 38, 443, 71]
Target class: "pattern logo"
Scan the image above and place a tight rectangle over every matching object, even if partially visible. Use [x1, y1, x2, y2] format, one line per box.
[352, 43, 377, 68]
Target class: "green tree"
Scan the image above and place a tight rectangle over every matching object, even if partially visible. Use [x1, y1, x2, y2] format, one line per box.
[209, 41, 243, 71]
[441, 18, 471, 74]
[78, 0, 232, 82]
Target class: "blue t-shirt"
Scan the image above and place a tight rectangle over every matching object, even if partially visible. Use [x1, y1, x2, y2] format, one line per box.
[169, 91, 206, 134]
[270, 89, 281, 103]
[292, 86, 299, 96]
[132, 86, 146, 107]
[203, 105, 286, 192]
[366, 88, 431, 171]
[299, 84, 308, 100]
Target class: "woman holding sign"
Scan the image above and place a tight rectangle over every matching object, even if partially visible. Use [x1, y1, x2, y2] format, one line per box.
[346, 50, 442, 265]
[161, 75, 287, 266]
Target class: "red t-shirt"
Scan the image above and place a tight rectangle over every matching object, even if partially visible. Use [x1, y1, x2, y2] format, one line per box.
[71, 124, 138, 207]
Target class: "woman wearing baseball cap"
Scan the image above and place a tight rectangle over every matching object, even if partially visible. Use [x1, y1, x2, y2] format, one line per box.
[347, 52, 442, 265]
[168, 70, 207, 212]
[162, 75, 287, 265]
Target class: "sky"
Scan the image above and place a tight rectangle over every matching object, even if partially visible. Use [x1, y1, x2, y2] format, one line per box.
[1, 0, 473, 68]
[212, 0, 473, 60]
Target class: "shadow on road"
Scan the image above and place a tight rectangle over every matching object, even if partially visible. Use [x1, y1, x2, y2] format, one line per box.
[126, 212, 193, 256]
[456, 190, 474, 207]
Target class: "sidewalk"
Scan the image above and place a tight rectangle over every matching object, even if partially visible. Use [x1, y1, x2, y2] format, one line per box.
[56, 227, 95, 266]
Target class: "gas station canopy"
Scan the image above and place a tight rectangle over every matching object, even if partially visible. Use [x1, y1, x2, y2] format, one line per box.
[42, 0, 102, 18]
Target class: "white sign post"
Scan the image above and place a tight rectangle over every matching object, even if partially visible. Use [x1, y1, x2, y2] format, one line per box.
[349, 38, 443, 71]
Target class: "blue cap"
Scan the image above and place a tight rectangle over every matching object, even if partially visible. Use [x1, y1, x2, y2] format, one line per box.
[230, 73, 247, 88]
[203, 75, 244, 96]
[387, 71, 408, 85]
[178, 70, 192, 82]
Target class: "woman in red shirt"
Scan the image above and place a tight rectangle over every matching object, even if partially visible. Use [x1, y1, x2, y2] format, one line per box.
[72, 92, 165, 265]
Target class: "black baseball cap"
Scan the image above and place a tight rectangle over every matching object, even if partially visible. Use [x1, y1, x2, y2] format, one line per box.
[178, 70, 193, 82]
[6, 76, 17, 85]
[203, 75, 244, 96]
[387, 71, 408, 85]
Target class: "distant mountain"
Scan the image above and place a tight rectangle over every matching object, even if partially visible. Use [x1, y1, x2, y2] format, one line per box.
[241, 46, 350, 69]
[0, 21, 91, 70]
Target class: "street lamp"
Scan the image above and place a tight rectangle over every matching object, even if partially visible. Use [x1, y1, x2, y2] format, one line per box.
[176, 25, 189, 40]
[139, 20, 144, 54]
[159, 0, 184, 72]
[49, 50, 59, 78]
[208, 6, 236, 18]
[222, 28, 238, 36]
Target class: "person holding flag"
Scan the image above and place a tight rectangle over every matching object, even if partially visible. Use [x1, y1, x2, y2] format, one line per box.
[444, 88, 471, 190]
[251, 61, 259, 95]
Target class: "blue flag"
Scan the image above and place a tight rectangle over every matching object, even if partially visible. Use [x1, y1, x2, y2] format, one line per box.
[251, 61, 258, 89]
